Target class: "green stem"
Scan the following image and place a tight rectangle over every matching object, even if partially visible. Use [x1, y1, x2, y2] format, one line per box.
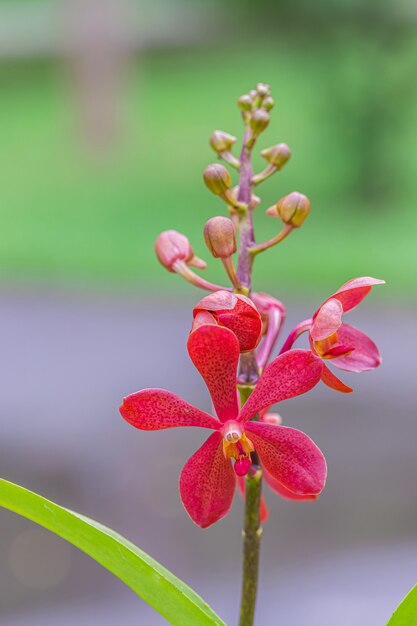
[239, 468, 263, 626]
[238, 385, 262, 626]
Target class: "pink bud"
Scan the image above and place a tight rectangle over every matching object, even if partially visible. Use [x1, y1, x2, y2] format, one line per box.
[155, 230, 205, 272]
[261, 412, 282, 426]
[204, 216, 236, 258]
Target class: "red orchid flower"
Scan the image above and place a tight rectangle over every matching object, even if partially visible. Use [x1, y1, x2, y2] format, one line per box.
[310, 277, 384, 392]
[120, 323, 326, 528]
[280, 277, 385, 393]
[193, 290, 262, 352]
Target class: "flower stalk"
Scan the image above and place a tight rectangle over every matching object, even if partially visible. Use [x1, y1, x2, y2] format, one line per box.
[239, 466, 263, 626]
[236, 119, 262, 625]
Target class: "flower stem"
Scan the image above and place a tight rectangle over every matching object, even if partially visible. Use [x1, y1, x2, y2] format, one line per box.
[236, 129, 259, 386]
[239, 467, 262, 626]
[172, 260, 231, 293]
[236, 129, 263, 626]
[249, 223, 294, 256]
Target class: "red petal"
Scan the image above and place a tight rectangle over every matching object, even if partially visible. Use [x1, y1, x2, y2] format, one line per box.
[120, 389, 220, 430]
[245, 422, 327, 496]
[328, 323, 381, 372]
[194, 290, 239, 312]
[191, 310, 218, 331]
[329, 276, 385, 313]
[321, 364, 353, 393]
[264, 468, 318, 501]
[236, 475, 269, 523]
[194, 291, 262, 352]
[179, 431, 236, 528]
[187, 324, 239, 422]
[310, 298, 343, 341]
[321, 343, 354, 358]
[238, 350, 323, 422]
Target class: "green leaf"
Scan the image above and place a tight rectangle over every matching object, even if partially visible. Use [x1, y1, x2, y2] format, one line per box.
[0, 478, 225, 626]
[387, 584, 417, 625]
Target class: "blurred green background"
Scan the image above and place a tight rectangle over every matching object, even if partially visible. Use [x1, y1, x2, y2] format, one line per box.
[0, 0, 416, 298]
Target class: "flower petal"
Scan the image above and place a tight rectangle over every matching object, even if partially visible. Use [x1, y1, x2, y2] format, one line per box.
[321, 364, 353, 393]
[327, 323, 381, 372]
[194, 290, 239, 312]
[238, 350, 323, 422]
[264, 467, 318, 501]
[194, 291, 262, 352]
[120, 389, 220, 430]
[236, 475, 269, 523]
[245, 422, 327, 495]
[179, 431, 236, 528]
[310, 298, 343, 341]
[187, 324, 239, 422]
[329, 276, 385, 313]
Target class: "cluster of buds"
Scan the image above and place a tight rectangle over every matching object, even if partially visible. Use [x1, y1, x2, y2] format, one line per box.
[153, 82, 317, 349]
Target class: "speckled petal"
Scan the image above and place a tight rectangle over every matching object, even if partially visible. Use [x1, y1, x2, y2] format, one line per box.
[187, 324, 240, 422]
[328, 276, 385, 313]
[179, 431, 236, 528]
[245, 422, 327, 496]
[238, 350, 323, 422]
[264, 467, 318, 501]
[120, 389, 220, 430]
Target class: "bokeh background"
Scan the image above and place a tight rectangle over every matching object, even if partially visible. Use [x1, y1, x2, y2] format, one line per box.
[0, 1, 416, 624]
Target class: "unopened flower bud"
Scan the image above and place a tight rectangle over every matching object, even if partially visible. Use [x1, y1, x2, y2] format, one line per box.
[262, 96, 275, 110]
[203, 163, 231, 195]
[249, 89, 258, 100]
[256, 82, 270, 97]
[261, 143, 291, 170]
[204, 216, 236, 259]
[250, 109, 270, 134]
[209, 130, 236, 154]
[237, 94, 252, 111]
[193, 291, 262, 352]
[261, 412, 282, 426]
[155, 230, 194, 272]
[267, 192, 311, 228]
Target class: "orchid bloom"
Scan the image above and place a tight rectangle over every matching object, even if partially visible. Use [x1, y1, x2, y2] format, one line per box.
[120, 323, 327, 528]
[280, 277, 385, 393]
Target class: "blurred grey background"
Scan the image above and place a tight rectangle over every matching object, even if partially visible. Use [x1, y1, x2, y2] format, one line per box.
[1, 290, 416, 625]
